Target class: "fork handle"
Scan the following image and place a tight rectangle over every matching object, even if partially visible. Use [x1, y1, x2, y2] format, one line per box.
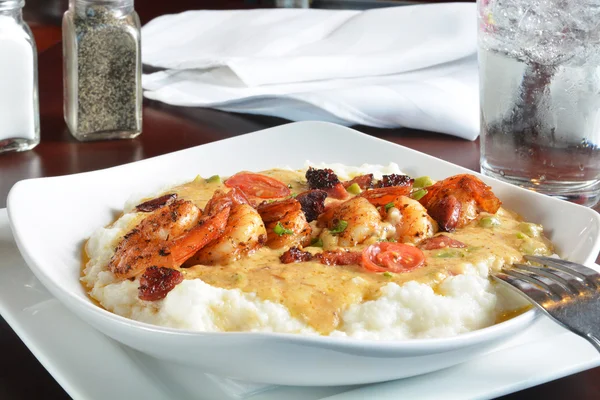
[586, 334, 600, 353]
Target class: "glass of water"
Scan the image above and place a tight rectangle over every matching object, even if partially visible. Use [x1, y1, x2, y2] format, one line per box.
[478, 0, 600, 207]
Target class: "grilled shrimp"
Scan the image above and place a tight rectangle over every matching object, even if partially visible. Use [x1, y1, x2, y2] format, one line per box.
[385, 196, 437, 244]
[419, 174, 501, 232]
[181, 188, 264, 265]
[257, 198, 311, 249]
[109, 189, 252, 279]
[359, 185, 413, 208]
[187, 202, 267, 265]
[108, 198, 202, 279]
[319, 196, 383, 248]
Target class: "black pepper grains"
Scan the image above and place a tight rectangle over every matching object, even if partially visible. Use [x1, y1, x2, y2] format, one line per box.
[63, 1, 142, 141]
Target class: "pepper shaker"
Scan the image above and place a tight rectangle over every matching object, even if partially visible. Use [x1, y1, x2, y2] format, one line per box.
[63, 0, 142, 141]
[0, 0, 40, 154]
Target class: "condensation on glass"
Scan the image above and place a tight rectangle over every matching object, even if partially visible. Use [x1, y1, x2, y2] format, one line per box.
[478, 0, 600, 207]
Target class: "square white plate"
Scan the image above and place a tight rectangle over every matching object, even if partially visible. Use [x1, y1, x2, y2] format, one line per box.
[5, 121, 600, 387]
[1, 208, 598, 399]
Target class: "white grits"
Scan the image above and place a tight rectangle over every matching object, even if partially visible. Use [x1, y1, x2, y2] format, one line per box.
[82, 164, 530, 340]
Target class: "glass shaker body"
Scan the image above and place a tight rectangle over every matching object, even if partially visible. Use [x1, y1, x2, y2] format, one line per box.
[0, 0, 40, 154]
[63, 0, 142, 141]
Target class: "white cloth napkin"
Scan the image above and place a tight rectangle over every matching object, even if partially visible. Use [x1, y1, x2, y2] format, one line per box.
[142, 3, 479, 140]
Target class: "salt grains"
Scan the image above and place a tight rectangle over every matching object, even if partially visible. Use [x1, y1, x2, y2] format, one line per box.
[0, 7, 40, 154]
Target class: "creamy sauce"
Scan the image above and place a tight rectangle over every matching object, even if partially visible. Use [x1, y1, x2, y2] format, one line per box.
[173, 170, 551, 334]
[495, 305, 532, 324]
[85, 169, 553, 335]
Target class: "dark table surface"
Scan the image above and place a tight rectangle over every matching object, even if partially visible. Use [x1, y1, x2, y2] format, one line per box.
[1, 1, 599, 399]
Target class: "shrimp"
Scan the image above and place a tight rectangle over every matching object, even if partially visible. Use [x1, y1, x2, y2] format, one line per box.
[356, 186, 437, 245]
[186, 203, 267, 265]
[385, 196, 438, 244]
[359, 185, 412, 208]
[108, 199, 202, 279]
[318, 197, 382, 247]
[109, 189, 249, 279]
[419, 174, 501, 231]
[257, 198, 311, 249]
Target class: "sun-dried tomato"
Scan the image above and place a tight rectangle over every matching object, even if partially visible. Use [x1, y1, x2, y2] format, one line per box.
[419, 235, 467, 250]
[136, 193, 177, 212]
[376, 174, 413, 188]
[305, 167, 340, 190]
[295, 190, 327, 222]
[138, 266, 183, 301]
[343, 174, 373, 190]
[280, 247, 313, 264]
[315, 250, 362, 266]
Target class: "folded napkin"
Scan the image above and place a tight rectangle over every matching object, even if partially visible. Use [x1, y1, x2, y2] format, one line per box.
[142, 3, 479, 140]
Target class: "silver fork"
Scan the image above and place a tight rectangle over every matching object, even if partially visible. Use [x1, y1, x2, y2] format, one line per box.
[493, 255, 600, 353]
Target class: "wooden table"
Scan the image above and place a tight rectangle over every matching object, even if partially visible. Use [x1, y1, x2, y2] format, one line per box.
[1, 2, 599, 399]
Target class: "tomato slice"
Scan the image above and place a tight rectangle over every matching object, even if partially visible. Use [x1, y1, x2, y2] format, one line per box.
[419, 235, 466, 250]
[225, 172, 291, 199]
[362, 242, 425, 273]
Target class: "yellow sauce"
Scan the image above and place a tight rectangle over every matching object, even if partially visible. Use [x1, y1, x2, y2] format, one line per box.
[84, 169, 554, 335]
[175, 170, 552, 334]
[494, 305, 533, 324]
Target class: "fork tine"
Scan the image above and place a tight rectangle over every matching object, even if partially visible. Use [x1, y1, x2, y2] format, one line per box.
[501, 267, 571, 301]
[513, 263, 586, 295]
[493, 272, 552, 304]
[524, 255, 600, 289]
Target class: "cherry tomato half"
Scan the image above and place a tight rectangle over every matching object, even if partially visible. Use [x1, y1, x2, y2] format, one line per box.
[225, 172, 291, 199]
[362, 242, 425, 273]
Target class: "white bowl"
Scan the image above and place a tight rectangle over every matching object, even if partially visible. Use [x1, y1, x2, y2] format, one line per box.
[7, 122, 600, 386]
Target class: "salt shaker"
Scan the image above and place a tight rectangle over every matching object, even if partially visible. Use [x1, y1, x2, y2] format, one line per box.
[63, 0, 142, 141]
[0, 0, 40, 154]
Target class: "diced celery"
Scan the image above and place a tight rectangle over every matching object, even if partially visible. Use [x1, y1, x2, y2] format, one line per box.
[330, 220, 348, 235]
[479, 216, 501, 228]
[206, 175, 221, 184]
[411, 189, 427, 201]
[346, 183, 362, 195]
[274, 222, 293, 236]
[434, 249, 464, 258]
[518, 222, 543, 238]
[310, 237, 324, 247]
[413, 176, 434, 188]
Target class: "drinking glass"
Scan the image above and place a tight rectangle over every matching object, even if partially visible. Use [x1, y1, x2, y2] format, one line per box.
[478, 0, 600, 207]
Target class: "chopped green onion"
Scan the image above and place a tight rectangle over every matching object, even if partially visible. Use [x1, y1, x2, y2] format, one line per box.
[290, 193, 298, 198]
[434, 249, 464, 258]
[379, 237, 397, 243]
[273, 222, 293, 236]
[411, 189, 427, 201]
[384, 202, 395, 212]
[383, 271, 393, 278]
[466, 246, 482, 252]
[310, 237, 323, 247]
[413, 176, 434, 189]
[519, 240, 546, 256]
[330, 220, 348, 235]
[346, 183, 362, 195]
[479, 216, 501, 228]
[516, 232, 528, 240]
[206, 175, 221, 184]
[233, 273, 245, 282]
[518, 222, 543, 238]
